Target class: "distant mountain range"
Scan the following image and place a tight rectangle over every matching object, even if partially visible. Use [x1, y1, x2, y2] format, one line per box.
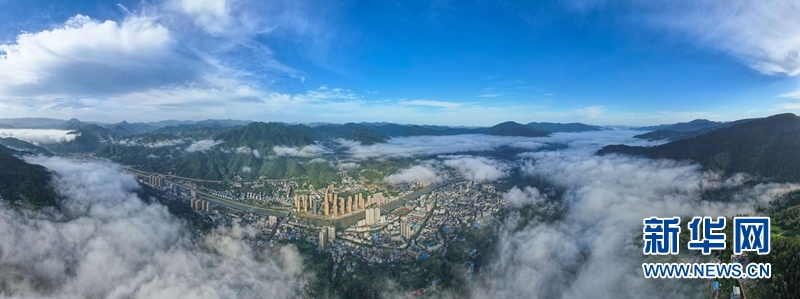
[599, 113, 800, 182]
[526, 122, 603, 132]
[631, 119, 724, 132]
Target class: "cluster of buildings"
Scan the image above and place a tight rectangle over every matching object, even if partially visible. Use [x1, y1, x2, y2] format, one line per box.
[191, 198, 211, 212]
[293, 184, 387, 218]
[318, 226, 336, 247]
[147, 174, 166, 187]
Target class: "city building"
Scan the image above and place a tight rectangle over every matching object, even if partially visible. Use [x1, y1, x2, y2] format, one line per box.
[401, 220, 412, 240]
[268, 215, 277, 227]
[366, 208, 381, 225]
[319, 229, 327, 247]
[327, 226, 336, 242]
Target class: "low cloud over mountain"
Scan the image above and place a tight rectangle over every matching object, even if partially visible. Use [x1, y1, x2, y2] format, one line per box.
[0, 157, 305, 299]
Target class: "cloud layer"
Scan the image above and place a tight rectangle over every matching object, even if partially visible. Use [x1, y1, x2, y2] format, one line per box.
[273, 145, 330, 157]
[384, 164, 442, 185]
[0, 129, 76, 145]
[0, 157, 304, 299]
[184, 139, 221, 152]
[472, 131, 799, 298]
[0, 15, 203, 97]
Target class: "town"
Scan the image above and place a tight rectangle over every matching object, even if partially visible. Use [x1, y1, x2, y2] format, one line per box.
[129, 166, 509, 273]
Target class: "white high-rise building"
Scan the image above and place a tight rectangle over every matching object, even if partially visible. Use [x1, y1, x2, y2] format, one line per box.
[365, 208, 381, 225]
[318, 229, 327, 247]
[400, 220, 412, 240]
[326, 226, 336, 242]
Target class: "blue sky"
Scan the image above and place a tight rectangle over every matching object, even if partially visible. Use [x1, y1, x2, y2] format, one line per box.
[0, 0, 798, 126]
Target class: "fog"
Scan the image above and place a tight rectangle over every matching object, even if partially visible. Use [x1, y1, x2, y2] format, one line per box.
[0, 129, 76, 145]
[467, 131, 798, 299]
[341, 134, 558, 160]
[0, 157, 305, 299]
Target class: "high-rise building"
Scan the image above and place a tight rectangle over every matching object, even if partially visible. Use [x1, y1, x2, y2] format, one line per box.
[203, 201, 210, 212]
[319, 229, 327, 247]
[338, 195, 344, 215]
[365, 208, 381, 225]
[294, 195, 300, 212]
[190, 189, 197, 198]
[347, 196, 352, 214]
[326, 226, 336, 242]
[323, 195, 330, 216]
[365, 208, 374, 225]
[401, 220, 412, 240]
[268, 215, 277, 227]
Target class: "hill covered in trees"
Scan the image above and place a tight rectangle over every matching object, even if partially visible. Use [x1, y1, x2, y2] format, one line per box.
[599, 113, 800, 182]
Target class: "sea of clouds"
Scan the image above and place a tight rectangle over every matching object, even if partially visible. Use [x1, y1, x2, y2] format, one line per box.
[0, 157, 305, 299]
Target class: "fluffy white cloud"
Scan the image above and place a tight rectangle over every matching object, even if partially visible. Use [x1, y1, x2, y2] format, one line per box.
[118, 138, 186, 148]
[0, 15, 204, 97]
[564, 0, 800, 76]
[504, 186, 547, 206]
[185, 139, 221, 152]
[273, 145, 330, 157]
[442, 156, 508, 182]
[343, 134, 553, 160]
[0, 129, 76, 145]
[473, 130, 799, 298]
[0, 157, 304, 298]
[384, 164, 442, 185]
[509, 141, 546, 150]
[176, 0, 231, 34]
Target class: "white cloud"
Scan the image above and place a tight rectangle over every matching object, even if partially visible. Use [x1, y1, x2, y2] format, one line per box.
[339, 162, 360, 170]
[0, 15, 205, 98]
[384, 164, 442, 185]
[473, 130, 799, 298]
[118, 138, 186, 148]
[0, 129, 76, 145]
[273, 145, 330, 157]
[400, 100, 463, 109]
[509, 141, 546, 150]
[565, 0, 800, 76]
[177, 0, 231, 34]
[0, 157, 304, 298]
[442, 156, 508, 182]
[780, 90, 800, 99]
[343, 134, 552, 160]
[504, 186, 547, 206]
[185, 139, 222, 152]
[241, 166, 252, 173]
[570, 105, 605, 118]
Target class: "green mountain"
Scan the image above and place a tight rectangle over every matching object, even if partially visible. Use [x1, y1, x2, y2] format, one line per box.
[153, 124, 240, 139]
[47, 124, 119, 153]
[0, 145, 58, 209]
[599, 113, 800, 182]
[0, 137, 55, 156]
[59, 118, 89, 130]
[160, 151, 337, 181]
[485, 121, 550, 137]
[634, 118, 757, 141]
[293, 123, 389, 145]
[215, 122, 315, 154]
[526, 122, 603, 132]
[632, 119, 724, 132]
